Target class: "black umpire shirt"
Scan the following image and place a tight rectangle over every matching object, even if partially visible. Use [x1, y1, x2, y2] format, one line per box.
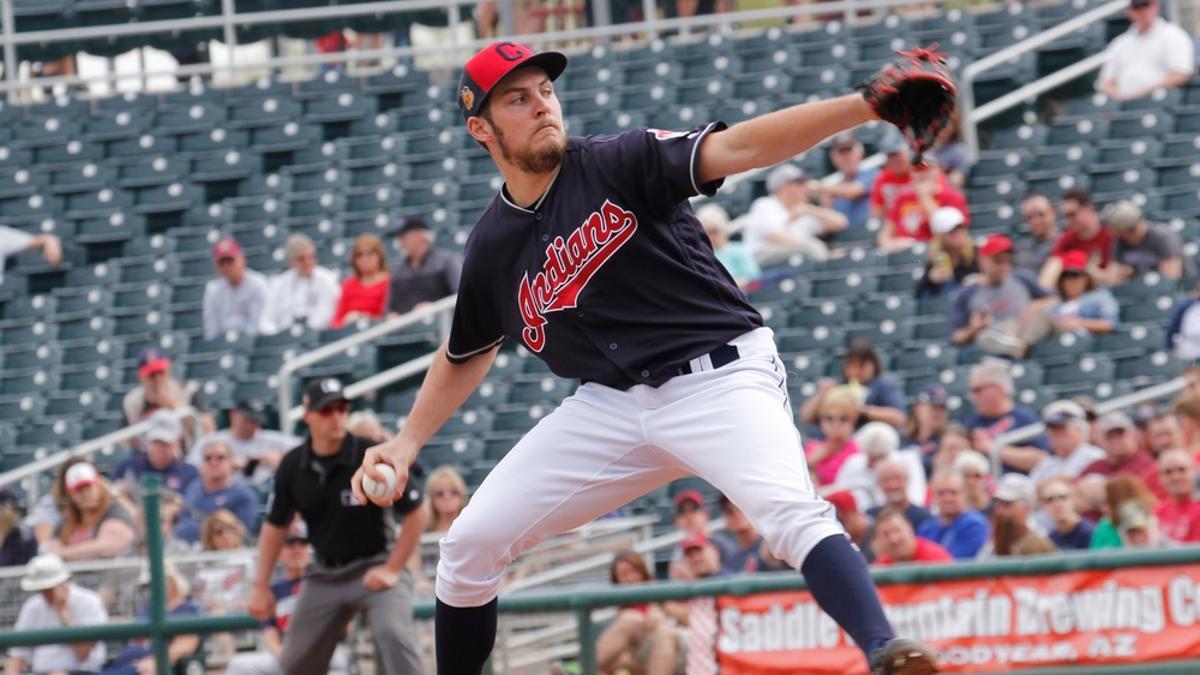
[266, 433, 423, 567]
[446, 124, 763, 389]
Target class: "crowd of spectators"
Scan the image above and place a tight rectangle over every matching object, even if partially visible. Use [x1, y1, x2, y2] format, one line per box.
[200, 216, 461, 339]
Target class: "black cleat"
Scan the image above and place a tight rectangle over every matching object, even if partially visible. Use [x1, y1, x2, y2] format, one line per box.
[870, 638, 939, 675]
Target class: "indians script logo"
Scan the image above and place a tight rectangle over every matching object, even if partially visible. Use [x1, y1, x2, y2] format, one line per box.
[517, 200, 638, 352]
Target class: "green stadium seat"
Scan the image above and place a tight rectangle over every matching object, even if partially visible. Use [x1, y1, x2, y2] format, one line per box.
[1108, 111, 1172, 140]
[1027, 331, 1096, 365]
[1154, 158, 1200, 189]
[60, 337, 121, 367]
[892, 343, 957, 374]
[847, 318, 914, 348]
[304, 91, 377, 125]
[1153, 186, 1200, 219]
[423, 436, 487, 467]
[775, 326, 845, 352]
[0, 369, 58, 396]
[59, 362, 122, 392]
[1114, 350, 1181, 384]
[113, 155, 189, 189]
[17, 419, 82, 449]
[508, 376, 575, 404]
[1044, 355, 1115, 386]
[0, 394, 43, 423]
[2, 293, 55, 321]
[1089, 166, 1155, 198]
[791, 299, 852, 329]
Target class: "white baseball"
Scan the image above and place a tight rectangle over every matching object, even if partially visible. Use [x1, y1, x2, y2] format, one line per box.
[362, 464, 397, 501]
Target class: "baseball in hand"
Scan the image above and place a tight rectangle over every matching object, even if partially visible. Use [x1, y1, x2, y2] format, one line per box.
[362, 464, 397, 501]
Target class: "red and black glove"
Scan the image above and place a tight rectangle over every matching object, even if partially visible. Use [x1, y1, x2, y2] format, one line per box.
[858, 45, 958, 164]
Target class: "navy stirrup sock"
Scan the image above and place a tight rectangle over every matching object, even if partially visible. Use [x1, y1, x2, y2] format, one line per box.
[435, 597, 498, 675]
[800, 534, 896, 659]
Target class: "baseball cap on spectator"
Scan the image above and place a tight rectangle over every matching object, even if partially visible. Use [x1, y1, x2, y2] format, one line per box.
[917, 385, 949, 407]
[1100, 200, 1142, 230]
[1129, 0, 1152, 8]
[825, 490, 858, 517]
[878, 130, 908, 155]
[234, 399, 266, 425]
[994, 474, 1036, 504]
[137, 348, 171, 378]
[681, 530, 709, 552]
[286, 520, 309, 543]
[0, 485, 22, 509]
[458, 41, 567, 120]
[1133, 404, 1160, 427]
[146, 410, 182, 444]
[65, 463, 100, 493]
[1098, 411, 1136, 435]
[303, 377, 348, 411]
[978, 234, 1014, 257]
[831, 132, 859, 150]
[931, 206, 966, 234]
[389, 215, 429, 238]
[20, 554, 70, 592]
[1058, 250, 1088, 273]
[211, 237, 242, 263]
[673, 489, 704, 514]
[766, 164, 807, 194]
[1043, 400, 1087, 427]
[1117, 500, 1152, 531]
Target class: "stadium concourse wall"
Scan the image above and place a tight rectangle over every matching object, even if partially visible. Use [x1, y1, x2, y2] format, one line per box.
[3, 479, 1200, 674]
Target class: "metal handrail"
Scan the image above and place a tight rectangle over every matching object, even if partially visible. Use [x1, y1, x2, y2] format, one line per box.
[0, 406, 204, 497]
[276, 295, 456, 433]
[960, 0, 1180, 162]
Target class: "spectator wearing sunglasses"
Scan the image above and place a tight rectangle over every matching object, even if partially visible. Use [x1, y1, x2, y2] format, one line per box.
[426, 465, 469, 534]
[249, 378, 427, 675]
[173, 439, 260, 545]
[1037, 477, 1094, 551]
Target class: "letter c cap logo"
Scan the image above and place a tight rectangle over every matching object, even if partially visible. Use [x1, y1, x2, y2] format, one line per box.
[495, 41, 526, 62]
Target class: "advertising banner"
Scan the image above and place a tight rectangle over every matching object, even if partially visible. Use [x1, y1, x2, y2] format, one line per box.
[710, 564, 1200, 673]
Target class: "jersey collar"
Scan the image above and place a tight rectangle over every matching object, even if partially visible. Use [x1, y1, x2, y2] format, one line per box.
[499, 165, 561, 214]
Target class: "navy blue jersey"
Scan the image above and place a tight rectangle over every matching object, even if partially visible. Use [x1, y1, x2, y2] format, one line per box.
[447, 124, 763, 389]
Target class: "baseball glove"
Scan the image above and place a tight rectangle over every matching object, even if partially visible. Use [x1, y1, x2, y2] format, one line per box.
[858, 45, 957, 164]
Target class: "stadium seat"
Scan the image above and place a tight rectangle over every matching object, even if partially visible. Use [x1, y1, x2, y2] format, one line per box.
[791, 299, 853, 329]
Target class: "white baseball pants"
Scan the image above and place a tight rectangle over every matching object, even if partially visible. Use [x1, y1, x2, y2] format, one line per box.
[435, 327, 845, 607]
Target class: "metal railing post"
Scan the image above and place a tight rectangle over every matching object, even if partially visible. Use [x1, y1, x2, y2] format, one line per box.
[140, 476, 172, 675]
[960, 70, 979, 163]
[575, 607, 596, 674]
[220, 0, 238, 84]
[1, 0, 16, 103]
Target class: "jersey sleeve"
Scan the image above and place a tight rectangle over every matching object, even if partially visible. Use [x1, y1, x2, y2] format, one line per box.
[446, 250, 505, 364]
[614, 123, 728, 216]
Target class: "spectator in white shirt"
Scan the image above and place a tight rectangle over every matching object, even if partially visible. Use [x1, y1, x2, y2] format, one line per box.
[191, 400, 300, 486]
[0, 226, 61, 285]
[832, 422, 926, 512]
[203, 237, 269, 340]
[743, 164, 847, 265]
[1097, 0, 1194, 101]
[5, 554, 108, 674]
[260, 234, 341, 335]
[1029, 401, 1106, 484]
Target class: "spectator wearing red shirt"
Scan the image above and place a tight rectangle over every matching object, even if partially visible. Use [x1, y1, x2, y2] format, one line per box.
[1039, 188, 1112, 288]
[1082, 412, 1166, 500]
[872, 507, 953, 565]
[1154, 448, 1200, 543]
[880, 159, 969, 252]
[331, 233, 390, 329]
[868, 138, 914, 231]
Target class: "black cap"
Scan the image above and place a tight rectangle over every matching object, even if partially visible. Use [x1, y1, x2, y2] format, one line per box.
[389, 216, 429, 237]
[303, 377, 348, 411]
[1129, 0, 1152, 7]
[0, 486, 21, 509]
[234, 399, 266, 425]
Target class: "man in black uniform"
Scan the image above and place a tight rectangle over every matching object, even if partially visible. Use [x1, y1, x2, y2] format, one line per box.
[354, 42, 937, 674]
[249, 378, 427, 675]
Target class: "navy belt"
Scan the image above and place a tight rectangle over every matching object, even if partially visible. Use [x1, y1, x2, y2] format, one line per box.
[678, 343, 741, 375]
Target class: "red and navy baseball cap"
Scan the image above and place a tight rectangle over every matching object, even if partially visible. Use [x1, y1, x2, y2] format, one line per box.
[457, 41, 567, 120]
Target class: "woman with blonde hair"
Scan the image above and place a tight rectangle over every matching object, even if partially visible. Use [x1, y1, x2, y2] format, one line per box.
[194, 509, 255, 618]
[331, 233, 390, 328]
[47, 459, 139, 560]
[596, 550, 687, 675]
[426, 465, 469, 533]
[803, 390, 862, 487]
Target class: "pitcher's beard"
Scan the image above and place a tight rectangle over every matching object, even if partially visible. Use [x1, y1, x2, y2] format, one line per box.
[496, 125, 567, 174]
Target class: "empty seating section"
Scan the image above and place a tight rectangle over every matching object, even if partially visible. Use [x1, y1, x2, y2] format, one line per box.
[0, 0, 1191, 525]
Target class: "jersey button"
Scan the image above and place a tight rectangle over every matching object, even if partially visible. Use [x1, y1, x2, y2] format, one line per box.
[608, 342, 618, 351]
[535, 213, 543, 221]
[541, 234, 549, 242]
[640, 369, 650, 378]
